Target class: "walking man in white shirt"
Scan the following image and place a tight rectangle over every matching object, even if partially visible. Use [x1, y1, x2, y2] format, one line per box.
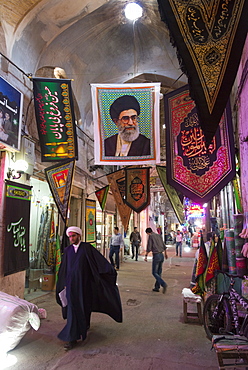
[109, 227, 124, 270]
[176, 230, 183, 257]
[144, 228, 168, 293]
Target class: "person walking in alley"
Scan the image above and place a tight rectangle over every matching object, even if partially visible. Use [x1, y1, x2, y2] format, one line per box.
[56, 226, 122, 350]
[130, 226, 141, 261]
[176, 230, 183, 257]
[109, 226, 124, 270]
[144, 227, 168, 293]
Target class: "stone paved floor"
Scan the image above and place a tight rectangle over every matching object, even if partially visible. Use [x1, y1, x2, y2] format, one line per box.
[1, 245, 218, 369]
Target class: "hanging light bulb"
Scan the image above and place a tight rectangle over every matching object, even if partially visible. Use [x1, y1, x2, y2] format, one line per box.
[124, 2, 143, 21]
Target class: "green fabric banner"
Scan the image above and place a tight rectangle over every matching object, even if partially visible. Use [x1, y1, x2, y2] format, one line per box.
[33, 77, 78, 162]
[156, 165, 185, 225]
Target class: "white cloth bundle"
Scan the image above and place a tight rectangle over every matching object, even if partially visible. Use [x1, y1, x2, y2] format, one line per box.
[182, 288, 202, 304]
[0, 291, 40, 353]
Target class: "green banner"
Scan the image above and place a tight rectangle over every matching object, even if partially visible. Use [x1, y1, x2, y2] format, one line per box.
[33, 78, 78, 162]
[85, 199, 96, 244]
[156, 165, 185, 225]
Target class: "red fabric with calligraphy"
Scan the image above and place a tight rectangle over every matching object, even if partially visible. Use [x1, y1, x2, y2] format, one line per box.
[205, 240, 221, 283]
[165, 85, 235, 204]
[191, 237, 208, 294]
[195, 237, 208, 279]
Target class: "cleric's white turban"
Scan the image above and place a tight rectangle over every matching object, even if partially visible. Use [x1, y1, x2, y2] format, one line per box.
[66, 226, 82, 237]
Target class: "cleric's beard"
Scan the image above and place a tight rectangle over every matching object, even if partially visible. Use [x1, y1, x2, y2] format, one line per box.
[118, 124, 140, 142]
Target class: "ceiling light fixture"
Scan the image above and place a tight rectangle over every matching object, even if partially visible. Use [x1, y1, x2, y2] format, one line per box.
[124, 2, 143, 21]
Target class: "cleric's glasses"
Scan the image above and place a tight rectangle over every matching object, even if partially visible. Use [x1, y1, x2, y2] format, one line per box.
[120, 115, 138, 124]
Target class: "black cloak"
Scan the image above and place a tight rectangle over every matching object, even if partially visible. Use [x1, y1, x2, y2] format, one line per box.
[56, 242, 122, 342]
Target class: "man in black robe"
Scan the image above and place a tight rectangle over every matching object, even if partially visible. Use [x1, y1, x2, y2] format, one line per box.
[56, 226, 122, 350]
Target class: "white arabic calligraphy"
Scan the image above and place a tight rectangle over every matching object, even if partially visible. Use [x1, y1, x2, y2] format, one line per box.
[0, 97, 18, 114]
[44, 85, 64, 140]
[7, 218, 27, 252]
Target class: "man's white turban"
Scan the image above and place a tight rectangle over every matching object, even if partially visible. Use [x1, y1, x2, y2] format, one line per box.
[66, 226, 82, 237]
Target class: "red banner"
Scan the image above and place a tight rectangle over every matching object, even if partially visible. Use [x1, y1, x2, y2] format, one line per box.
[95, 185, 109, 211]
[45, 159, 75, 222]
[165, 85, 236, 204]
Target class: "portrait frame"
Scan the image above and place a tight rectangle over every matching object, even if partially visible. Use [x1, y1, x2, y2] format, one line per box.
[91, 83, 161, 165]
[0, 76, 23, 151]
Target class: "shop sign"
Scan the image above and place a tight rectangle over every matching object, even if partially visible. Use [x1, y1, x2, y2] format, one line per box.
[188, 204, 204, 218]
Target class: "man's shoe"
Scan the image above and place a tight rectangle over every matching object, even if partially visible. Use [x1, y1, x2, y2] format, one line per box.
[162, 284, 167, 294]
[152, 288, 160, 292]
[64, 340, 77, 350]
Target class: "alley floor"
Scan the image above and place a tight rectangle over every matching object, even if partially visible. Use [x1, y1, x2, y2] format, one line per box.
[1, 245, 218, 370]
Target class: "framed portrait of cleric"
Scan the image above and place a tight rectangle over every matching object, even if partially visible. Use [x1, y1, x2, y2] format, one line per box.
[0, 76, 23, 151]
[91, 83, 161, 165]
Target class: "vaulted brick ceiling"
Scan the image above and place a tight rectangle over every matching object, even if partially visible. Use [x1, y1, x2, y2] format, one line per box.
[0, 0, 186, 145]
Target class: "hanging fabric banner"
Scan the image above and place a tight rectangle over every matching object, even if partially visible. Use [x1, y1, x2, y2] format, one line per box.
[165, 85, 236, 204]
[107, 169, 132, 232]
[232, 177, 243, 214]
[4, 180, 32, 276]
[191, 237, 208, 295]
[124, 167, 150, 213]
[91, 83, 161, 165]
[45, 159, 75, 222]
[33, 77, 78, 162]
[55, 232, 61, 284]
[85, 199, 96, 246]
[157, 0, 248, 145]
[95, 185, 109, 211]
[156, 165, 185, 225]
[42, 205, 56, 267]
[205, 240, 221, 284]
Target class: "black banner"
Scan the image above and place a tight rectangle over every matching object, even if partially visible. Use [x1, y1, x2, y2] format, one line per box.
[125, 167, 150, 213]
[4, 180, 32, 276]
[158, 0, 248, 145]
